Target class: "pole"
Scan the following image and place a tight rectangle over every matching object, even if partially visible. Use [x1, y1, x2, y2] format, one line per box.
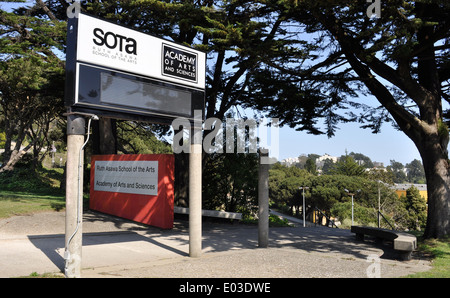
[299, 187, 309, 227]
[345, 189, 357, 226]
[378, 186, 381, 228]
[64, 115, 85, 278]
[303, 188, 305, 227]
[258, 149, 269, 248]
[189, 112, 202, 258]
[351, 194, 354, 226]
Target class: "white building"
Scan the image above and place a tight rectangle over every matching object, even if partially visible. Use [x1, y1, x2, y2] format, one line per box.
[281, 157, 300, 167]
[316, 154, 338, 163]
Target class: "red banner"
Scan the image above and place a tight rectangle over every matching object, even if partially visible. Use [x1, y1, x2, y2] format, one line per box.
[90, 154, 174, 229]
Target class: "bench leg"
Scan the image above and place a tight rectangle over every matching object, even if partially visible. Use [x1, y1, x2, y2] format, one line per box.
[397, 251, 412, 261]
[355, 233, 364, 241]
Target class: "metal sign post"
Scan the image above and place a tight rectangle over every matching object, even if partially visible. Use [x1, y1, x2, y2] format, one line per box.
[64, 115, 85, 278]
[258, 149, 269, 248]
[189, 114, 203, 257]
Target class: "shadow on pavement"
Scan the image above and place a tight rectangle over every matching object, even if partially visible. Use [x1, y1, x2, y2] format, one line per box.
[26, 211, 403, 274]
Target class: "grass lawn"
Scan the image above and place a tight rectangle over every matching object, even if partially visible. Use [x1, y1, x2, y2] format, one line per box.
[405, 236, 450, 278]
[0, 165, 66, 218]
[0, 190, 65, 218]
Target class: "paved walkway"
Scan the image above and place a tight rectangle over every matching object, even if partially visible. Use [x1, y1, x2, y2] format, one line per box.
[0, 211, 431, 278]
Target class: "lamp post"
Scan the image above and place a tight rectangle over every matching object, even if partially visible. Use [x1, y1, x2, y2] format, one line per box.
[299, 187, 309, 227]
[345, 189, 361, 226]
[378, 183, 381, 228]
[345, 189, 355, 226]
[376, 180, 387, 228]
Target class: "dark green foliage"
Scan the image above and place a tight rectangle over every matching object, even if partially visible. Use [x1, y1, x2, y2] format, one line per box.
[269, 162, 418, 230]
[203, 152, 259, 215]
[116, 121, 172, 154]
[0, 5, 66, 171]
[0, 155, 63, 194]
[328, 155, 366, 176]
[402, 186, 428, 231]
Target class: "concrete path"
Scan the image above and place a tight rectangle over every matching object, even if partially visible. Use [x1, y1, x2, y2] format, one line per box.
[270, 209, 309, 226]
[0, 211, 431, 278]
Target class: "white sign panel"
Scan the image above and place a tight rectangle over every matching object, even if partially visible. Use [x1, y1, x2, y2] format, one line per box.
[94, 160, 158, 196]
[76, 13, 205, 90]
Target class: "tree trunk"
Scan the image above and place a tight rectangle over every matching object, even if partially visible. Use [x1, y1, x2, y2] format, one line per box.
[418, 136, 450, 239]
[0, 125, 29, 172]
[414, 8, 450, 238]
[0, 143, 33, 172]
[174, 152, 189, 207]
[92, 118, 117, 155]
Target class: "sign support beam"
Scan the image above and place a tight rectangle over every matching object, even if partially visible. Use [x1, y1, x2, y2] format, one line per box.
[64, 115, 85, 278]
[189, 113, 202, 257]
[258, 149, 269, 248]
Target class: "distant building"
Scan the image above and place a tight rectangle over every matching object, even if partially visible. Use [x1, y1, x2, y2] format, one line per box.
[315, 154, 338, 169]
[373, 161, 384, 168]
[392, 183, 428, 201]
[281, 157, 300, 167]
[316, 154, 338, 163]
[355, 159, 365, 166]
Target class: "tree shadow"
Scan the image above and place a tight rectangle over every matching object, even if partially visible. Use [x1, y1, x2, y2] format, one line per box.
[267, 226, 400, 260]
[27, 212, 189, 273]
[200, 223, 400, 261]
[27, 212, 403, 274]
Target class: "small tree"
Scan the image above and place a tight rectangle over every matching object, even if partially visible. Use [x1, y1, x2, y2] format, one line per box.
[304, 158, 317, 175]
[403, 186, 428, 231]
[388, 160, 408, 183]
[405, 159, 426, 184]
[329, 155, 366, 177]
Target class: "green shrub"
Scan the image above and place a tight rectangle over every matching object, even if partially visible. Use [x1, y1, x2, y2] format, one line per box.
[0, 166, 63, 194]
[331, 201, 378, 227]
[269, 214, 291, 227]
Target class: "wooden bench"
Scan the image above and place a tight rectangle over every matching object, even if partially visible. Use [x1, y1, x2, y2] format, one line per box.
[351, 226, 417, 260]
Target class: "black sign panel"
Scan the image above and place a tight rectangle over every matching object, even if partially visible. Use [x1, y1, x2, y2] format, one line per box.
[71, 64, 204, 124]
[162, 44, 198, 83]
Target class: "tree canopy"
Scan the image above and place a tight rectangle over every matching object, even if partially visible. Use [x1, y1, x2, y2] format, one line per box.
[237, 0, 450, 238]
[0, 6, 66, 171]
[269, 162, 410, 229]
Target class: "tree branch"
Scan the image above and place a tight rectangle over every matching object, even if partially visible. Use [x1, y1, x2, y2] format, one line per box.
[35, 0, 57, 21]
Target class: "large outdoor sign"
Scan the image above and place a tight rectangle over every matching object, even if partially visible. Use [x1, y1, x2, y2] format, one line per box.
[65, 13, 205, 123]
[90, 154, 174, 229]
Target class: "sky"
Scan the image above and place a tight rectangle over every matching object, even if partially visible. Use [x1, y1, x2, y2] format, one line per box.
[277, 121, 421, 166]
[233, 103, 423, 167]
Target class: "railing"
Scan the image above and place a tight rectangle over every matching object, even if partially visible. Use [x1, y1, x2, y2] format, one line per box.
[378, 211, 395, 230]
[303, 206, 394, 230]
[312, 207, 339, 228]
